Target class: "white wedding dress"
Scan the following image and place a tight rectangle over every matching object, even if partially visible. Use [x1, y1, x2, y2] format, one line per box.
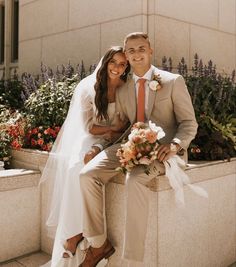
[40, 60, 116, 267]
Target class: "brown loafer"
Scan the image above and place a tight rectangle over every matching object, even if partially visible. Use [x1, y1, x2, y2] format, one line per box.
[79, 239, 115, 267]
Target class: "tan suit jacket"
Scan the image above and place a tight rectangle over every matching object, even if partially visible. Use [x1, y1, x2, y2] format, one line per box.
[116, 67, 197, 150]
[98, 66, 198, 158]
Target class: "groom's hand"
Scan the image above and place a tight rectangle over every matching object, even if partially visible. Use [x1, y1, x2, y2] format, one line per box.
[157, 143, 181, 162]
[84, 146, 101, 164]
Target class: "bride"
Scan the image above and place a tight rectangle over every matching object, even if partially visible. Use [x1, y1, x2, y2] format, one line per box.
[40, 46, 130, 267]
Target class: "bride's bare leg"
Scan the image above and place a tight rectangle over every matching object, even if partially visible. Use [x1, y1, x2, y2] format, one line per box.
[63, 233, 84, 258]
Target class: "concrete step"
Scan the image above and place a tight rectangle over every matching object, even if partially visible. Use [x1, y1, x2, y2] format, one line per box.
[0, 252, 50, 267]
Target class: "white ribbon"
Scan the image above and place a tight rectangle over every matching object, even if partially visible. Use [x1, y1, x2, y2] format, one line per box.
[163, 155, 208, 204]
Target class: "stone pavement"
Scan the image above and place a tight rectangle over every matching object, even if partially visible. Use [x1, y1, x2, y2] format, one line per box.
[0, 252, 235, 267]
[0, 252, 50, 267]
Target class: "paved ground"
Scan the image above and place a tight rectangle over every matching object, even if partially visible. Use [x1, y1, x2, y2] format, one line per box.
[0, 252, 50, 267]
[1, 252, 235, 267]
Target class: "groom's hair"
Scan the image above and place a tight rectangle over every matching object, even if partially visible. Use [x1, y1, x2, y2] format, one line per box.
[123, 32, 151, 49]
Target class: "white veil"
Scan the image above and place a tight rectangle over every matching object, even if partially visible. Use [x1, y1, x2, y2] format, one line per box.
[40, 58, 103, 240]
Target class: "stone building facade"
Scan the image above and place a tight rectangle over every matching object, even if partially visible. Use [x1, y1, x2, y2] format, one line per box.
[0, 0, 235, 77]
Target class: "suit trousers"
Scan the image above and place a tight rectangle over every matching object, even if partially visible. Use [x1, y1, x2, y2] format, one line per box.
[79, 143, 165, 262]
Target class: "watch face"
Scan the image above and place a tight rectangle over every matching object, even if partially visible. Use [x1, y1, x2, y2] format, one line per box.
[170, 143, 178, 152]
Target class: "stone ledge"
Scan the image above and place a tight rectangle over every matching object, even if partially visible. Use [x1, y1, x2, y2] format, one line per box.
[11, 149, 236, 192]
[112, 158, 236, 192]
[11, 149, 48, 172]
[0, 169, 40, 192]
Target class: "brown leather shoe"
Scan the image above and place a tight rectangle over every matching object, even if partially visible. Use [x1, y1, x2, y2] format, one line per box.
[79, 239, 115, 267]
[63, 233, 84, 258]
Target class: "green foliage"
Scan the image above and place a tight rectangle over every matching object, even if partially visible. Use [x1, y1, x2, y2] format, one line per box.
[0, 107, 15, 167]
[189, 115, 236, 160]
[24, 75, 79, 127]
[173, 54, 236, 160]
[1, 57, 235, 164]
[0, 78, 24, 110]
[0, 129, 11, 166]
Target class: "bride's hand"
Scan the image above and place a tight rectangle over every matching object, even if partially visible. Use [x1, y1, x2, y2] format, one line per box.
[84, 146, 101, 164]
[110, 112, 129, 132]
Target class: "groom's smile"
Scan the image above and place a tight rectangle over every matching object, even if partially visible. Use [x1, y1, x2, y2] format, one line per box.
[124, 37, 153, 76]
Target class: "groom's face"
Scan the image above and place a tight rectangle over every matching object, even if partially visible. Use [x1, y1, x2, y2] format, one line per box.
[124, 37, 153, 72]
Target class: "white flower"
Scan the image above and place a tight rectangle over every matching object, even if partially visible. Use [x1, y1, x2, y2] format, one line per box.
[128, 128, 139, 142]
[139, 157, 152, 165]
[148, 120, 165, 139]
[149, 80, 159, 91]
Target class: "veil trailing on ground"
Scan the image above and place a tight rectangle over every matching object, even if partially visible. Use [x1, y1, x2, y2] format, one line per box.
[40, 58, 103, 238]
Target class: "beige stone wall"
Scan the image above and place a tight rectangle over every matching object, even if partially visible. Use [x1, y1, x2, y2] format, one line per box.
[19, 0, 147, 74]
[18, 0, 236, 74]
[152, 0, 236, 73]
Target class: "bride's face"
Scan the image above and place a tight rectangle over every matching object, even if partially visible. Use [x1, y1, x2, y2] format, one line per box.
[107, 52, 127, 80]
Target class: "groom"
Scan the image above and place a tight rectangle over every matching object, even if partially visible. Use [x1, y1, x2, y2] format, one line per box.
[79, 32, 198, 266]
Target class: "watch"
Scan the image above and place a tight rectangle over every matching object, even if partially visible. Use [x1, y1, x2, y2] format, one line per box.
[170, 142, 179, 152]
[170, 142, 184, 155]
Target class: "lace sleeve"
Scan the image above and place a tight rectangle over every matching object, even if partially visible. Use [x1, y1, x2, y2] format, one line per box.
[79, 87, 95, 132]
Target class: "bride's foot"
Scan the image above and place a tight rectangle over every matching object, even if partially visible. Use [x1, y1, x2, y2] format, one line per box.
[63, 233, 84, 258]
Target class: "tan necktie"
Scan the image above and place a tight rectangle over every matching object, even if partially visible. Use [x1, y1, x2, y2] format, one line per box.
[137, 78, 146, 122]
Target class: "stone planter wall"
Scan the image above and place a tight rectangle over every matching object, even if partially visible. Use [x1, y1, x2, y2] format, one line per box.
[0, 169, 41, 262]
[8, 149, 236, 266]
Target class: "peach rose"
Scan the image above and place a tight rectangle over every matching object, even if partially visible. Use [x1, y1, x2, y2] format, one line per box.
[132, 135, 142, 144]
[145, 130, 157, 143]
[123, 148, 136, 161]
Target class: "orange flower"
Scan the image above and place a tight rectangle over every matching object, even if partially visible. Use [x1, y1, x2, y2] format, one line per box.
[54, 126, 60, 133]
[32, 128, 38, 134]
[37, 138, 44, 146]
[11, 140, 22, 150]
[42, 144, 49, 151]
[196, 148, 201, 153]
[31, 138, 37, 146]
[44, 128, 50, 135]
[145, 130, 157, 143]
[132, 135, 142, 144]
[123, 149, 134, 161]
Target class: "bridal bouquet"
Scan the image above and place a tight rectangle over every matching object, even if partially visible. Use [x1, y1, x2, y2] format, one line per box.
[116, 121, 165, 175]
[116, 121, 208, 204]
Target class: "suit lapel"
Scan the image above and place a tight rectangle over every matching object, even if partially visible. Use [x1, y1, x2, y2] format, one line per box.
[127, 78, 136, 123]
[147, 69, 158, 119]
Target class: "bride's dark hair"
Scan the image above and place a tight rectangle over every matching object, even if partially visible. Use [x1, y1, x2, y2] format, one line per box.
[94, 46, 130, 121]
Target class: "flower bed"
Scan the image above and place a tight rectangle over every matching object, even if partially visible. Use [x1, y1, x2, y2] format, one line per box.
[0, 56, 235, 168]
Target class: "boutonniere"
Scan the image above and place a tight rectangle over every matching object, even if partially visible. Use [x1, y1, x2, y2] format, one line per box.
[149, 74, 162, 91]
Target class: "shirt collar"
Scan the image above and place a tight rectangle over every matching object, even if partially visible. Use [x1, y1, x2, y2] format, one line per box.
[133, 65, 154, 84]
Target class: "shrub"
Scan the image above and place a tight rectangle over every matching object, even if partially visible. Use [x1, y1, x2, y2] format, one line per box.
[0, 107, 25, 167]
[162, 54, 236, 160]
[22, 61, 96, 127]
[0, 77, 24, 110]
[24, 76, 79, 127]
[1, 57, 235, 163]
[0, 62, 95, 166]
